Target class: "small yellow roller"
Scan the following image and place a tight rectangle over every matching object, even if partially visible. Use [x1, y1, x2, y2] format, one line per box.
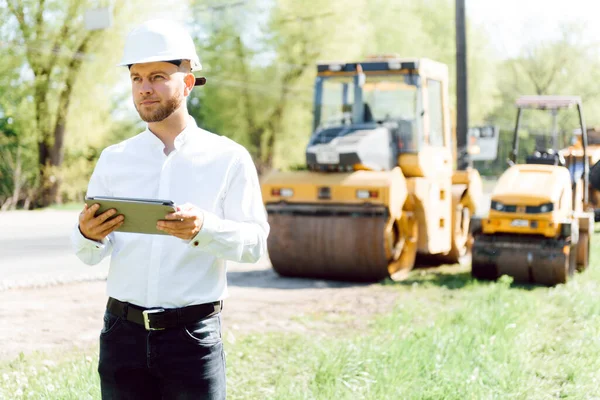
[471, 95, 595, 286]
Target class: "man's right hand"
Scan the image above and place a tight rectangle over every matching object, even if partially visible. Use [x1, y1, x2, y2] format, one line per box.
[79, 203, 124, 242]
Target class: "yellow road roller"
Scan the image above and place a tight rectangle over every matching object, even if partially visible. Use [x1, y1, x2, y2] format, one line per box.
[260, 56, 482, 282]
[471, 95, 595, 286]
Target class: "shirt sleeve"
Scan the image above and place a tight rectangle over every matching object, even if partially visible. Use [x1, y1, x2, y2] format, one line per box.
[70, 151, 116, 265]
[189, 149, 270, 263]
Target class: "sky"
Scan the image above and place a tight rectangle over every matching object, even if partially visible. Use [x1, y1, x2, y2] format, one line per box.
[466, 0, 600, 58]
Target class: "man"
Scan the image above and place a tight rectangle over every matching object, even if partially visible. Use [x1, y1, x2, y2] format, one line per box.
[70, 19, 269, 399]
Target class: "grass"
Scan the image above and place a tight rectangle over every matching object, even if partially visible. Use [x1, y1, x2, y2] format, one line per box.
[3, 235, 600, 399]
[0, 351, 98, 399]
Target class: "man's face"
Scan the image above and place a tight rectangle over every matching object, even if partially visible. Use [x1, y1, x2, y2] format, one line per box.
[129, 62, 190, 123]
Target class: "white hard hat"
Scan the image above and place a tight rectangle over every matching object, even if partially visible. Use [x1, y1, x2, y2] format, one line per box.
[118, 19, 203, 73]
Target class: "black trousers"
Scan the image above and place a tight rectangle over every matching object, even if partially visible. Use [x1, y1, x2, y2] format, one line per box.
[98, 309, 226, 400]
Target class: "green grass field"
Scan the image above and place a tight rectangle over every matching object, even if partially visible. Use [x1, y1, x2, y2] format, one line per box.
[2, 233, 600, 399]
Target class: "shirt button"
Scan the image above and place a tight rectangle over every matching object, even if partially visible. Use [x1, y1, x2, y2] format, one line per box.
[193, 241, 199, 247]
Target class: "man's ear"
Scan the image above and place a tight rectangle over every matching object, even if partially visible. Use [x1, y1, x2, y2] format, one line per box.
[183, 73, 195, 95]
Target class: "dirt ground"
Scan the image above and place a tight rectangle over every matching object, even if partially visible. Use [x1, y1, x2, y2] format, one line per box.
[0, 261, 407, 362]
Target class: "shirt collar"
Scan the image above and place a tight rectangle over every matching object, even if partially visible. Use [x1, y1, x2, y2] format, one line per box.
[141, 115, 199, 152]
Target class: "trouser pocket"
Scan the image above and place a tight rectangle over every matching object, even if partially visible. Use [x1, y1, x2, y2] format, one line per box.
[100, 310, 123, 339]
[180, 314, 222, 346]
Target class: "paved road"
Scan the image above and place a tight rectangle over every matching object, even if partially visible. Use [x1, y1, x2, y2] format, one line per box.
[0, 210, 110, 290]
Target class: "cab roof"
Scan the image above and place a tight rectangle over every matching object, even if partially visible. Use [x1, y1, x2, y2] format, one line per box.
[316, 58, 418, 73]
[515, 95, 582, 110]
[315, 56, 447, 79]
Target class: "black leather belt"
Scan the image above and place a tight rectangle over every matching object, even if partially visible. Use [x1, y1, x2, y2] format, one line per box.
[106, 297, 223, 331]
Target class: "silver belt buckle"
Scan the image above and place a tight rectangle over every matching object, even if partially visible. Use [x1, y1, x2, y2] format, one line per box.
[142, 308, 165, 331]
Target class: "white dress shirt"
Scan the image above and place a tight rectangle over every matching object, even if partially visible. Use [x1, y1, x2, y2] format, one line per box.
[70, 116, 270, 308]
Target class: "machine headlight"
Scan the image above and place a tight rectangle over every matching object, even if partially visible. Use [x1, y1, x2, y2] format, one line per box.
[356, 190, 378, 199]
[491, 200, 504, 211]
[537, 202, 554, 213]
[272, 188, 294, 197]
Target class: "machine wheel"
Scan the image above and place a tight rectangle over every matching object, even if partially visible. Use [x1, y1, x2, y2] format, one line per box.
[589, 159, 600, 192]
[471, 259, 499, 281]
[417, 203, 471, 267]
[266, 206, 418, 282]
[567, 243, 577, 281]
[576, 232, 590, 272]
[388, 214, 419, 281]
[443, 203, 471, 265]
[470, 233, 499, 281]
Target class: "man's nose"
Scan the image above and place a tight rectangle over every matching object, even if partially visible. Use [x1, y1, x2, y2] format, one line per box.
[139, 80, 153, 95]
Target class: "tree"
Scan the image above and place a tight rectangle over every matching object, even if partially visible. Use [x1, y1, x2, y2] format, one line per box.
[478, 23, 600, 176]
[4, 0, 106, 206]
[490, 24, 600, 133]
[0, 10, 39, 210]
[1, 0, 178, 207]
[363, 0, 500, 125]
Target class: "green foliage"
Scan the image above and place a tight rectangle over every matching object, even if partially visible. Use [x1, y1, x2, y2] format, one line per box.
[485, 22, 600, 168]
[0, 30, 38, 209]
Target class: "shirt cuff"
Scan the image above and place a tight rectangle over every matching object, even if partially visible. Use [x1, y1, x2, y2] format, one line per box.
[74, 224, 109, 250]
[188, 210, 220, 248]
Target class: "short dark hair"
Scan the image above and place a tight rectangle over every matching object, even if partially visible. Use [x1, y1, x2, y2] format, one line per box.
[127, 60, 183, 69]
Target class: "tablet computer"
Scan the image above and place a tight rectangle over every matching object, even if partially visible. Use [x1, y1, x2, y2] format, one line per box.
[84, 196, 178, 235]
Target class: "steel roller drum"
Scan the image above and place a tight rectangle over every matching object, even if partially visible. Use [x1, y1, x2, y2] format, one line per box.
[266, 204, 412, 282]
[471, 234, 575, 286]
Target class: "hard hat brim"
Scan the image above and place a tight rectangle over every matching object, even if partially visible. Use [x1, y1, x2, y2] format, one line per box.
[117, 56, 202, 71]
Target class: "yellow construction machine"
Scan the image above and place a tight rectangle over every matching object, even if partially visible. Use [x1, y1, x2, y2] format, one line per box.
[260, 56, 482, 282]
[471, 95, 595, 286]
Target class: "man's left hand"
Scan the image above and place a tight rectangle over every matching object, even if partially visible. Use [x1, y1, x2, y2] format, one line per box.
[157, 203, 204, 241]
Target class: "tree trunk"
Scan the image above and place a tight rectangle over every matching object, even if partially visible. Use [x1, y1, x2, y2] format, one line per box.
[261, 60, 309, 169]
[37, 139, 60, 207]
[36, 106, 69, 207]
[10, 145, 23, 209]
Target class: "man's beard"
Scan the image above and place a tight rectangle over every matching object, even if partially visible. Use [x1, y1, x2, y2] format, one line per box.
[136, 94, 182, 123]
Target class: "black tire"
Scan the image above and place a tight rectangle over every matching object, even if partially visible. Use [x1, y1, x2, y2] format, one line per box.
[576, 232, 590, 272]
[470, 233, 499, 281]
[590, 160, 600, 191]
